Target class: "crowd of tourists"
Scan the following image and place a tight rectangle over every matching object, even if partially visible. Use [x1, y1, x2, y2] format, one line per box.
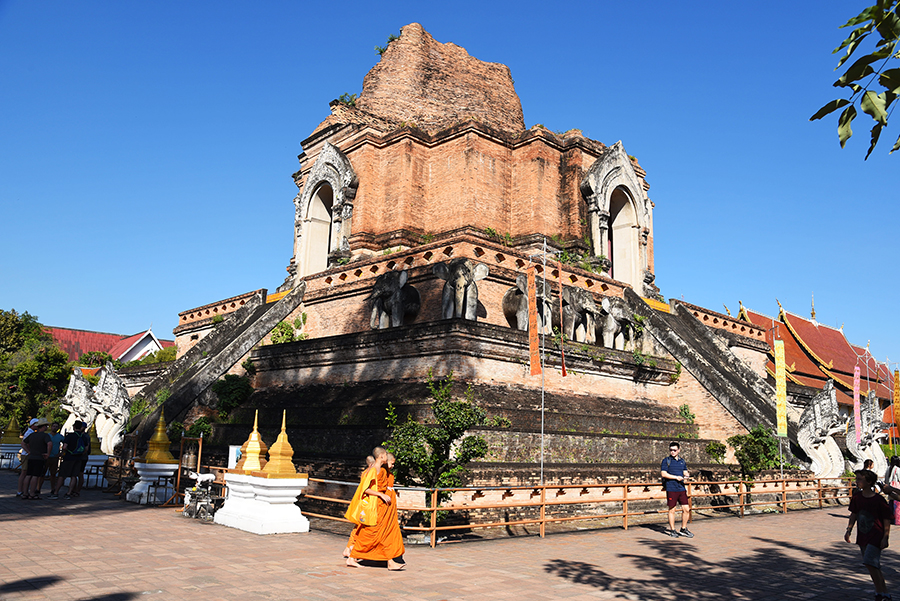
[16, 417, 92, 500]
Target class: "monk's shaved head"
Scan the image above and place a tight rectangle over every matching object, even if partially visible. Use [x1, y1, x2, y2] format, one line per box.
[373, 446, 387, 459]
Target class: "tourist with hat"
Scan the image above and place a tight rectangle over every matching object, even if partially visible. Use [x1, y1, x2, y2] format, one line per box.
[16, 417, 39, 498]
[22, 418, 51, 499]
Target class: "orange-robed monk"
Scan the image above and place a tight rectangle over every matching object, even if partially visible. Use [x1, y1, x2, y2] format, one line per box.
[346, 448, 405, 570]
[343, 455, 376, 558]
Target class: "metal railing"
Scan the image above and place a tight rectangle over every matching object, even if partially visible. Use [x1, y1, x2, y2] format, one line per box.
[301, 476, 854, 547]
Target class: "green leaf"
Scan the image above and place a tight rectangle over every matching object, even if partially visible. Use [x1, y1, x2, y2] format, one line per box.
[865, 122, 884, 159]
[840, 6, 877, 29]
[810, 98, 851, 121]
[836, 29, 872, 67]
[861, 90, 889, 124]
[880, 68, 900, 94]
[835, 53, 882, 86]
[838, 104, 858, 148]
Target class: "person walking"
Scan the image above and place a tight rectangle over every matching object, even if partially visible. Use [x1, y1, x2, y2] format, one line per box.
[345, 447, 405, 570]
[661, 441, 693, 538]
[845, 469, 892, 601]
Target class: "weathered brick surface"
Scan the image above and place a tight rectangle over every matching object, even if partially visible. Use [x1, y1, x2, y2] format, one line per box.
[354, 23, 525, 135]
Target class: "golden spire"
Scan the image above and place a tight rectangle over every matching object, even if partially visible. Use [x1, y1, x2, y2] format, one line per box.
[142, 412, 178, 464]
[1, 416, 20, 445]
[811, 293, 816, 321]
[87, 423, 103, 455]
[262, 411, 298, 477]
[234, 410, 268, 472]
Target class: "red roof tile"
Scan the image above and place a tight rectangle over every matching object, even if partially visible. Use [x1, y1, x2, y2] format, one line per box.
[46, 327, 127, 362]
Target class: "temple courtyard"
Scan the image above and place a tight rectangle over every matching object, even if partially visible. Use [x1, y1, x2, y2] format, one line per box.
[0, 471, 889, 601]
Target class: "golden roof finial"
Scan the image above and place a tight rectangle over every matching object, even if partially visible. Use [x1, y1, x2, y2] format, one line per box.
[262, 410, 298, 477]
[811, 293, 816, 321]
[234, 410, 268, 472]
[1, 416, 20, 445]
[88, 422, 103, 455]
[142, 412, 177, 464]
[723, 304, 732, 317]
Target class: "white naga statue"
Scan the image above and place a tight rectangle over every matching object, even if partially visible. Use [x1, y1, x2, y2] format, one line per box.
[796, 380, 847, 480]
[846, 390, 890, 476]
[61, 362, 131, 455]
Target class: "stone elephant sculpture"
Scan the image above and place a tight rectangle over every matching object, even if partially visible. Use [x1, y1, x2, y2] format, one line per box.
[598, 297, 636, 350]
[433, 258, 489, 321]
[560, 287, 601, 344]
[502, 273, 552, 333]
[370, 270, 421, 329]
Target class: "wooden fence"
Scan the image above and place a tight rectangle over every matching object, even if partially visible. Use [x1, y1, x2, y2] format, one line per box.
[301, 476, 854, 547]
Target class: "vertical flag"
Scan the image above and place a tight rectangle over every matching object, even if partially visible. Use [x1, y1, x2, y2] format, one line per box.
[527, 267, 541, 376]
[774, 339, 787, 437]
[557, 261, 567, 377]
[853, 365, 862, 445]
[893, 369, 899, 445]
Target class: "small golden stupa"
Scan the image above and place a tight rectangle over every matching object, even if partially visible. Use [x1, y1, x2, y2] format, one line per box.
[234, 410, 268, 472]
[141, 413, 178, 464]
[88, 423, 103, 455]
[262, 411, 298, 478]
[1, 416, 20, 445]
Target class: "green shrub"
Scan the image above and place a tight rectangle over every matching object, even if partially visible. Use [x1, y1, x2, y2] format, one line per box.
[705, 441, 727, 464]
[211, 374, 254, 417]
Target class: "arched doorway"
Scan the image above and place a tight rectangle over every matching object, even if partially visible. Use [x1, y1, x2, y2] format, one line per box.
[608, 186, 639, 288]
[299, 183, 334, 276]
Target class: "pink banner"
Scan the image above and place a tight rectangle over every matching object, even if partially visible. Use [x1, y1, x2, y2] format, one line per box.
[854, 365, 862, 445]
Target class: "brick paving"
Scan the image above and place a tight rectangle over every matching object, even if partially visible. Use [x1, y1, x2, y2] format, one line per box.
[0, 471, 892, 600]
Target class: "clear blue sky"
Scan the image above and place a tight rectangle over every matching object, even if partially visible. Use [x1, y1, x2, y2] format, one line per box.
[2, 1, 898, 368]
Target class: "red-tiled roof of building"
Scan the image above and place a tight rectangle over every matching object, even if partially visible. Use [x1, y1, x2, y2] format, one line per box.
[46, 327, 126, 362]
[46, 326, 174, 362]
[743, 309, 822, 378]
[781, 311, 861, 378]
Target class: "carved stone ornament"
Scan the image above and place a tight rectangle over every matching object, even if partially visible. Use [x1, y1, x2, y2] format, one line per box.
[796, 380, 847, 480]
[61, 362, 131, 455]
[433, 258, 489, 321]
[501, 273, 552, 334]
[370, 270, 421, 329]
[846, 390, 890, 475]
[551, 286, 601, 345]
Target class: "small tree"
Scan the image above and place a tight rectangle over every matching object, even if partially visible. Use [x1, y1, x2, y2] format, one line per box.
[384, 370, 491, 490]
[211, 374, 254, 418]
[705, 441, 727, 464]
[726, 425, 781, 477]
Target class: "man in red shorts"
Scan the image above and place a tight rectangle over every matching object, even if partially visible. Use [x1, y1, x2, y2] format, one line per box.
[661, 441, 693, 538]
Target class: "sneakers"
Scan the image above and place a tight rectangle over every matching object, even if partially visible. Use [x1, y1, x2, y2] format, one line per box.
[48, 494, 58, 499]
[678, 528, 694, 538]
[63, 494, 71, 500]
[665, 528, 679, 538]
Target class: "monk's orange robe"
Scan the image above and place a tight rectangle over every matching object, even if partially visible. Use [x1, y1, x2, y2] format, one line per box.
[351, 468, 405, 561]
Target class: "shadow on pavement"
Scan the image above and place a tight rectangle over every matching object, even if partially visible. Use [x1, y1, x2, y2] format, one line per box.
[0, 576, 137, 600]
[0, 576, 63, 593]
[545, 536, 875, 599]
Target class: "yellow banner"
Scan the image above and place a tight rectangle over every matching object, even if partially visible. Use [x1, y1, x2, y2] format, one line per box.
[527, 267, 541, 376]
[774, 339, 787, 437]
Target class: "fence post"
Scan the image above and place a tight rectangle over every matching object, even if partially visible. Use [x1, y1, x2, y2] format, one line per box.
[739, 480, 745, 518]
[430, 489, 437, 548]
[623, 484, 629, 530]
[817, 478, 823, 509]
[781, 478, 787, 514]
[540, 486, 546, 538]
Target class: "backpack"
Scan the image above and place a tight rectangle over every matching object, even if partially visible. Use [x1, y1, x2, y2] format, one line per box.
[661, 456, 672, 490]
[67, 432, 86, 456]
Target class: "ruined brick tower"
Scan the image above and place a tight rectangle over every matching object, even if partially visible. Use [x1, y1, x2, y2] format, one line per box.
[279, 22, 657, 298]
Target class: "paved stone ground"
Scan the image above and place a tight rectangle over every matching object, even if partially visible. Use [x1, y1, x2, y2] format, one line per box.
[0, 471, 893, 600]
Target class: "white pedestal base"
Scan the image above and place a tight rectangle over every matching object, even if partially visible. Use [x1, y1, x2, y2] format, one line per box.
[126, 462, 178, 505]
[214, 472, 309, 534]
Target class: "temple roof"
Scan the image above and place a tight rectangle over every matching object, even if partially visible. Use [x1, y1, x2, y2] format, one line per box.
[738, 303, 893, 407]
[46, 326, 173, 362]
